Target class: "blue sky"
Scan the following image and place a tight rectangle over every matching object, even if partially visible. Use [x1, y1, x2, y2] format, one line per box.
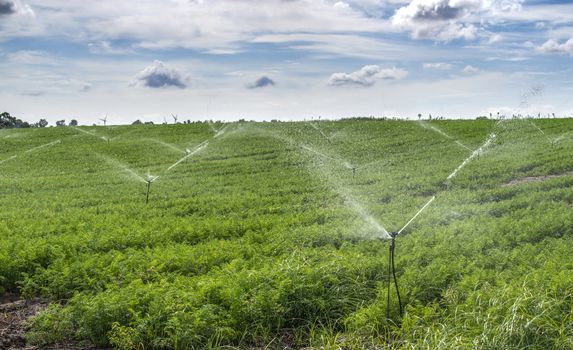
[0, 0, 572, 124]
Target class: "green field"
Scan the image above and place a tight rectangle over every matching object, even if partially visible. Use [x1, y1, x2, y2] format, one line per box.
[1, 118, 573, 349]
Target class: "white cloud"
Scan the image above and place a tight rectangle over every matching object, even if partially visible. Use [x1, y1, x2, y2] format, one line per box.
[251, 33, 417, 60]
[329, 65, 408, 86]
[134, 60, 188, 89]
[391, 0, 522, 41]
[88, 41, 131, 55]
[423, 62, 452, 69]
[537, 38, 573, 55]
[488, 33, 503, 44]
[0, 0, 33, 16]
[462, 65, 479, 74]
[4, 50, 56, 65]
[27, 0, 386, 52]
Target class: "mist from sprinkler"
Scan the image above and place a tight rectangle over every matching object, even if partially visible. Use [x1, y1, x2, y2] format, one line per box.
[296, 142, 390, 239]
[167, 141, 208, 172]
[74, 127, 109, 142]
[24, 140, 61, 154]
[528, 120, 556, 146]
[300, 145, 357, 177]
[0, 155, 17, 165]
[147, 138, 187, 154]
[307, 121, 331, 142]
[214, 124, 230, 139]
[553, 131, 572, 144]
[445, 133, 496, 184]
[418, 120, 472, 152]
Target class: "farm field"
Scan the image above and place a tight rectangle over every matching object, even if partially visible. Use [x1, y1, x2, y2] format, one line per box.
[1, 118, 573, 349]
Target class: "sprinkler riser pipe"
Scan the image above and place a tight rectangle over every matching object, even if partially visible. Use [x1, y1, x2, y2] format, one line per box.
[145, 181, 152, 204]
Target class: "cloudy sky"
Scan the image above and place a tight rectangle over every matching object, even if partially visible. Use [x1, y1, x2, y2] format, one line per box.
[1, 0, 572, 124]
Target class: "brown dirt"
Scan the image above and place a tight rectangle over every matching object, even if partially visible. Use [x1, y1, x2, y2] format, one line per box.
[503, 172, 573, 187]
[0, 297, 95, 350]
[0, 297, 48, 350]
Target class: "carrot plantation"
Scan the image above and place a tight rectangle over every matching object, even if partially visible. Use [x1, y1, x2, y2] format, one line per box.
[1, 118, 573, 349]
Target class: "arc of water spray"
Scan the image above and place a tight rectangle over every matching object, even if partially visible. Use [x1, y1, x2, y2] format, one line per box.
[396, 196, 436, 236]
[24, 140, 61, 154]
[342, 193, 391, 239]
[147, 138, 187, 154]
[214, 124, 230, 138]
[74, 127, 109, 142]
[529, 120, 555, 145]
[166, 141, 208, 172]
[0, 155, 17, 165]
[553, 131, 572, 144]
[301, 145, 357, 172]
[307, 122, 331, 141]
[418, 120, 472, 152]
[446, 133, 496, 183]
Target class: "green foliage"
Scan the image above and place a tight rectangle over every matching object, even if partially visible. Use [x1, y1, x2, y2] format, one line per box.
[0, 118, 572, 348]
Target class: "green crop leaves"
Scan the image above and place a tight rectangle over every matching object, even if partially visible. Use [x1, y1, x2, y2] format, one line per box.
[1, 119, 572, 348]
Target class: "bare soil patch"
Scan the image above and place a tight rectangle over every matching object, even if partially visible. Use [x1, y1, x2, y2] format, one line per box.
[503, 172, 573, 187]
[1, 297, 48, 349]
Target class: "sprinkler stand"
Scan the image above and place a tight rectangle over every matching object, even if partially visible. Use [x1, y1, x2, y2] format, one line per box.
[145, 180, 152, 204]
[386, 232, 403, 319]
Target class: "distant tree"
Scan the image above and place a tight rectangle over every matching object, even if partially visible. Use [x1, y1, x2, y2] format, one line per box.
[417, 113, 421, 120]
[0, 112, 31, 129]
[55, 120, 66, 127]
[37, 119, 48, 128]
[132, 119, 143, 125]
[144, 121, 154, 125]
[552, 113, 555, 118]
[69, 119, 78, 126]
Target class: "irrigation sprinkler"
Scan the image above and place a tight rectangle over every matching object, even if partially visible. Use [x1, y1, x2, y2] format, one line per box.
[381, 196, 436, 318]
[145, 174, 159, 204]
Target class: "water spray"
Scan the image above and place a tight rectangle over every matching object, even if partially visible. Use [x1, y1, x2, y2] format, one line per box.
[301, 145, 356, 176]
[74, 127, 109, 142]
[382, 196, 436, 318]
[214, 124, 230, 139]
[24, 140, 61, 154]
[166, 141, 208, 172]
[147, 138, 187, 154]
[529, 120, 555, 146]
[418, 120, 472, 152]
[307, 121, 331, 142]
[445, 133, 496, 186]
[0, 155, 17, 165]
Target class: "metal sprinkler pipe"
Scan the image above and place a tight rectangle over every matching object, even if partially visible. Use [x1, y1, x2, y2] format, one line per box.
[145, 180, 152, 204]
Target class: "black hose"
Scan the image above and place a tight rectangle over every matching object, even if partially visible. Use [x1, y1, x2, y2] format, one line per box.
[391, 240, 403, 317]
[386, 239, 392, 319]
